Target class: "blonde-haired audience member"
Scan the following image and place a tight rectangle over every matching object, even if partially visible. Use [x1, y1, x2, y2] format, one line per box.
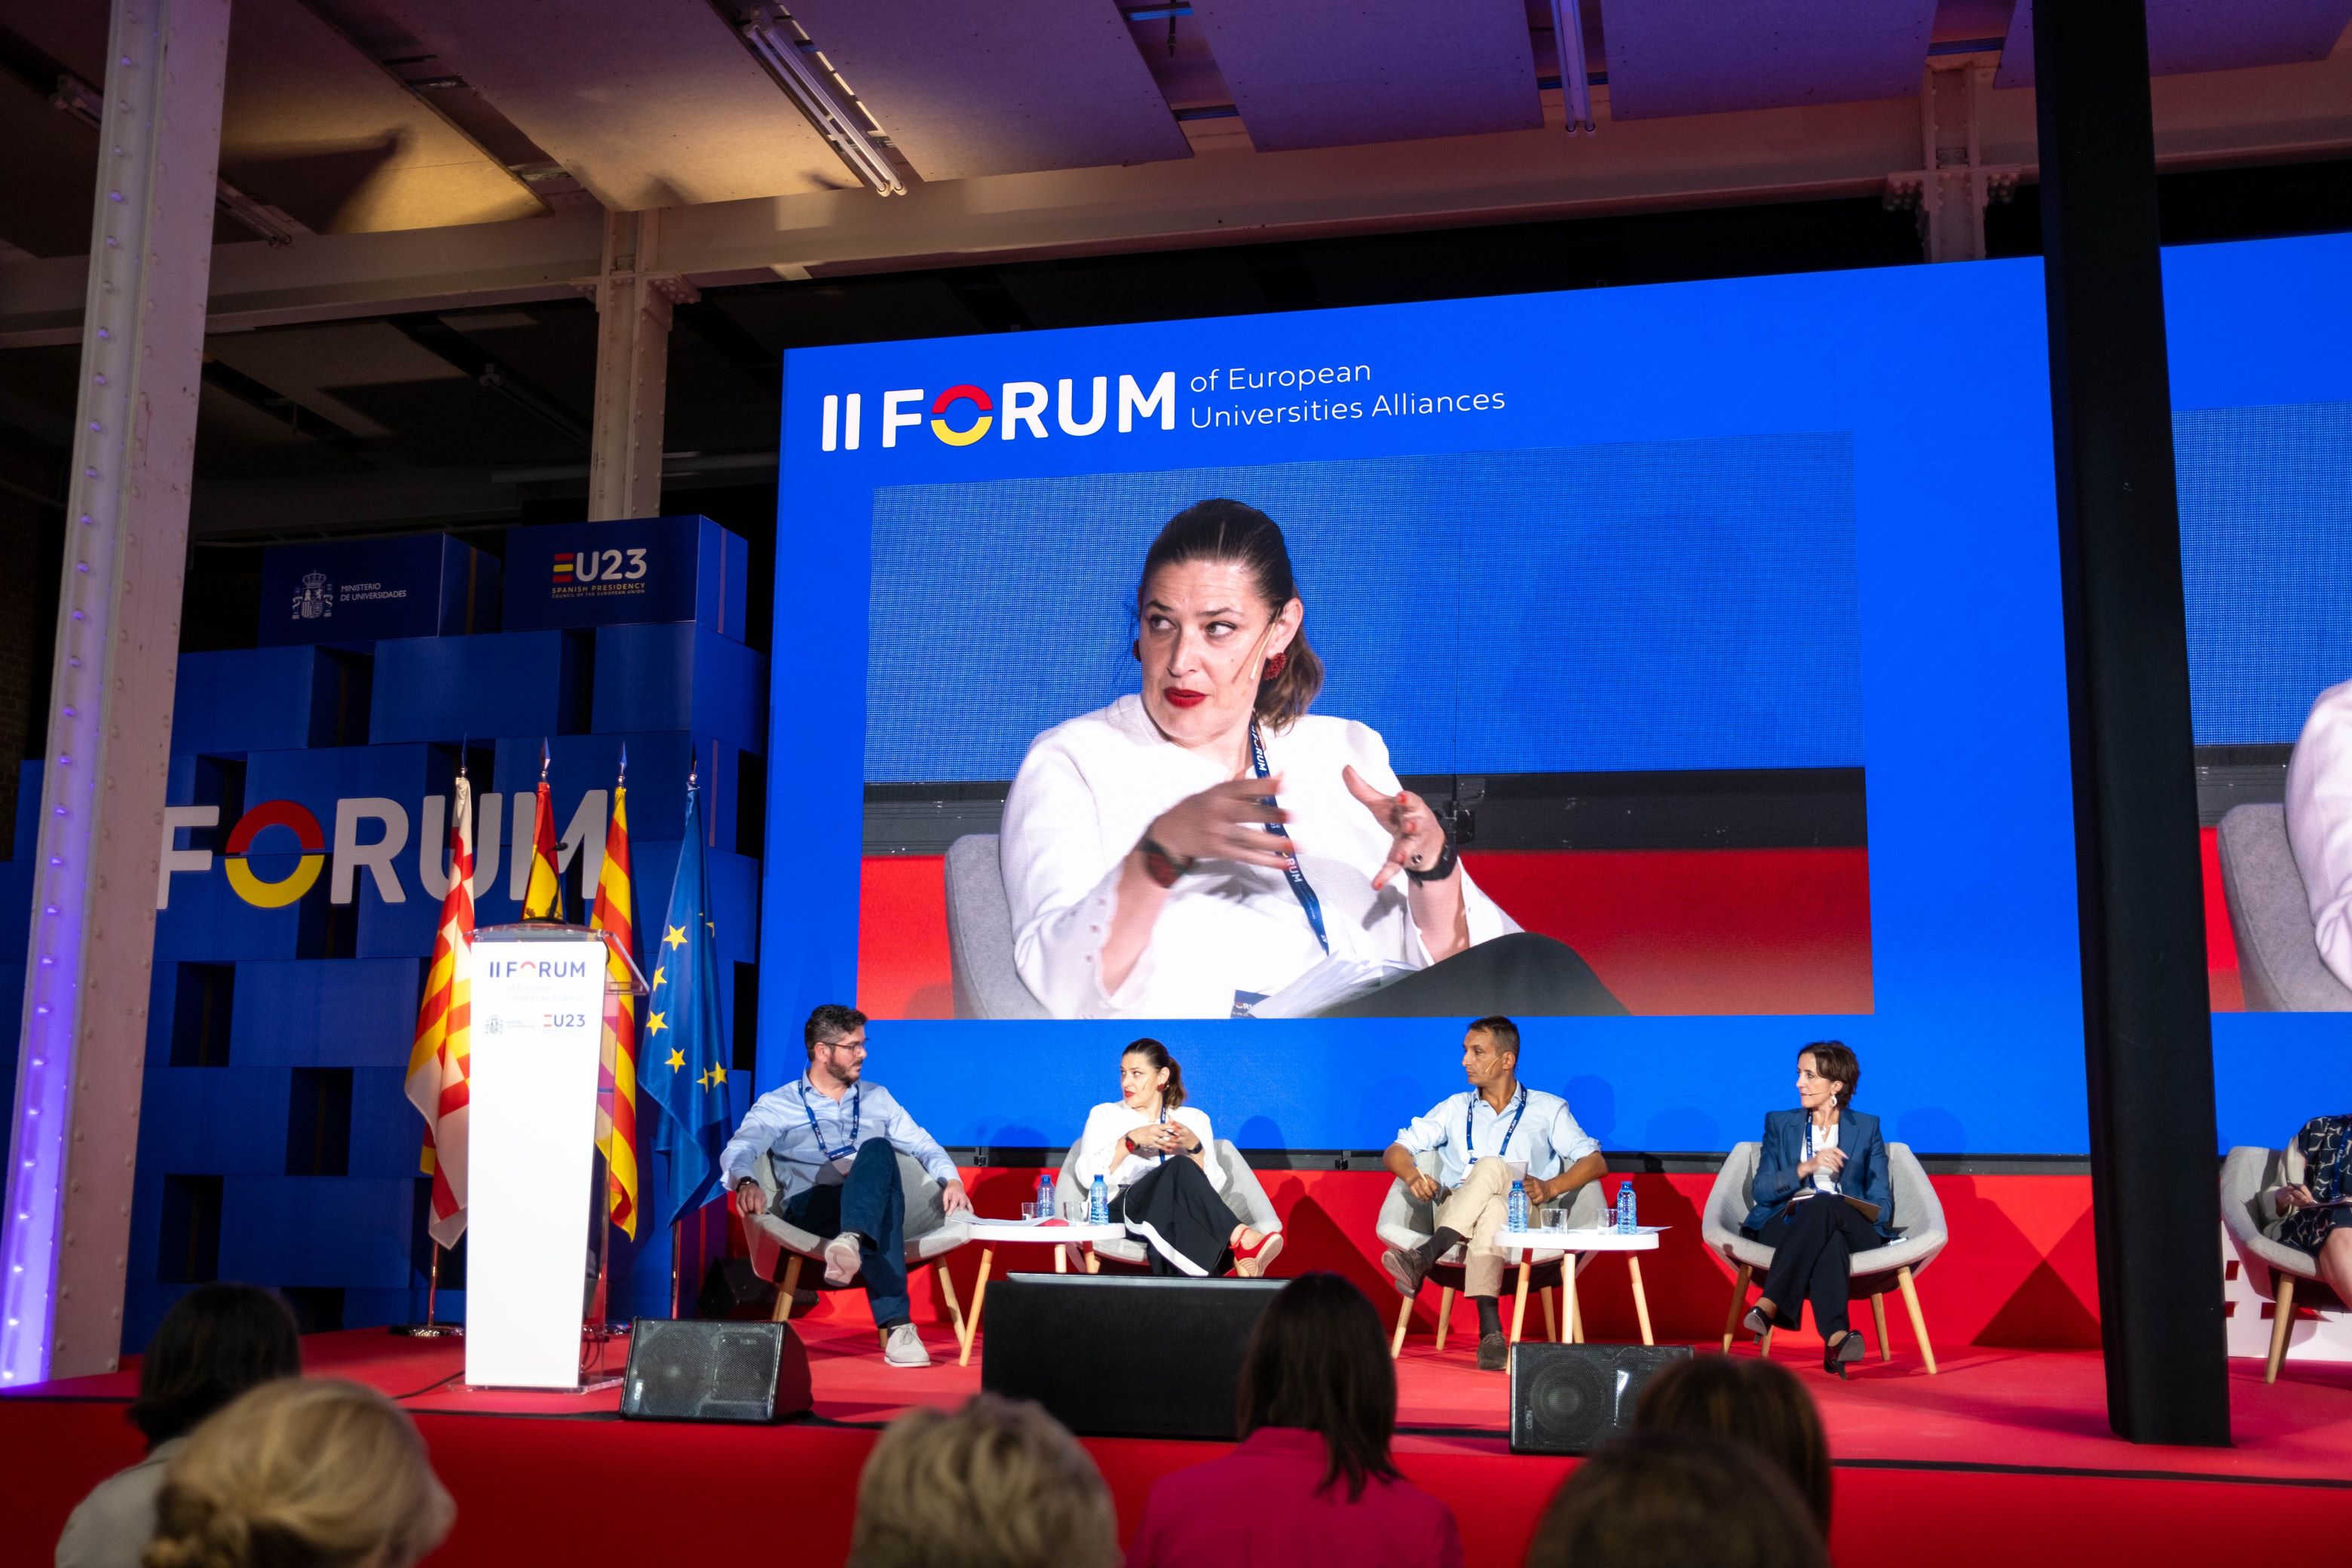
[848, 1393, 1118, 1568]
[142, 1380, 454, 1568]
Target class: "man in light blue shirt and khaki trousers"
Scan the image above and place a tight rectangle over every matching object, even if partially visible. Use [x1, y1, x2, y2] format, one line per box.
[1380, 1015, 1606, 1370]
[725, 1004, 972, 1367]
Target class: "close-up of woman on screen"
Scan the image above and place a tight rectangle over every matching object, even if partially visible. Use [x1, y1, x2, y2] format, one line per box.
[996, 498, 1625, 1020]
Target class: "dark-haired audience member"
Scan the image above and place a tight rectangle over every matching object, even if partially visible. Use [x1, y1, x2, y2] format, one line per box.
[1525, 1428, 1828, 1568]
[56, 1283, 302, 1568]
[849, 1393, 1117, 1568]
[1125, 1272, 1464, 1568]
[1634, 1355, 1832, 1535]
[142, 1378, 452, 1568]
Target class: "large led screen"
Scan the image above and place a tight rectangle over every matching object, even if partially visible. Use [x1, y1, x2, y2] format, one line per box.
[764, 255, 2097, 1155]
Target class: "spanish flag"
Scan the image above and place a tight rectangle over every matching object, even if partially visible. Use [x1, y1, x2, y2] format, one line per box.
[404, 771, 476, 1249]
[591, 779, 642, 1240]
[523, 752, 564, 920]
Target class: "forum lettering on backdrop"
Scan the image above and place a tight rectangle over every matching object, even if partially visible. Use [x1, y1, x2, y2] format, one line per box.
[816, 361, 1511, 451]
[155, 789, 607, 911]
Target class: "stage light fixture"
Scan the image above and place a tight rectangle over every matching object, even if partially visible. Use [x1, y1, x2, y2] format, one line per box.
[742, 18, 905, 198]
[1549, 0, 1597, 133]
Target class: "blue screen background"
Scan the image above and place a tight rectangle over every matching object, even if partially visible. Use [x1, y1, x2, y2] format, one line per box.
[865, 434, 1864, 782]
[766, 231, 2352, 1156]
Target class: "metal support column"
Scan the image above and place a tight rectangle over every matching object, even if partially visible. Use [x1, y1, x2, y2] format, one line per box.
[1886, 59, 2020, 264]
[2032, 0, 2230, 1445]
[1, 0, 229, 1385]
[586, 208, 696, 522]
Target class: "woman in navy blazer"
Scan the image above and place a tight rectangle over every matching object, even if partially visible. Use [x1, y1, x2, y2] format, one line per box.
[1738, 1041, 1895, 1377]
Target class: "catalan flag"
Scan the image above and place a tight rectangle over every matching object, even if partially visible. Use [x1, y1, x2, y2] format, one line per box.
[523, 743, 564, 920]
[403, 770, 476, 1249]
[591, 773, 642, 1241]
[646, 770, 730, 1233]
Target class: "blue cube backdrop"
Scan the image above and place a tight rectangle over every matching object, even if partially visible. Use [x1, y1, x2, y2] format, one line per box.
[113, 516, 761, 1351]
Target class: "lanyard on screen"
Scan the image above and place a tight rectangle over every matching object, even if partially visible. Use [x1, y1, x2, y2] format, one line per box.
[1247, 722, 1331, 957]
[797, 1080, 862, 1160]
[1468, 1086, 1528, 1159]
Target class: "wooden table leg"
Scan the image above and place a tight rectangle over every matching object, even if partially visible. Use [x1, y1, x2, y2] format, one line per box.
[957, 1248, 994, 1367]
[1085, 1247, 1101, 1274]
[1054, 1242, 1067, 1274]
[1563, 1257, 1582, 1344]
[1628, 1255, 1653, 1347]
[1540, 1287, 1556, 1343]
[934, 1261, 965, 1343]
[1509, 1258, 1533, 1344]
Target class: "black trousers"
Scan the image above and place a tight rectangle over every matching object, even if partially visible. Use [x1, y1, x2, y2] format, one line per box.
[1756, 1193, 1882, 1339]
[1317, 931, 1627, 1018]
[1112, 1156, 1246, 1277]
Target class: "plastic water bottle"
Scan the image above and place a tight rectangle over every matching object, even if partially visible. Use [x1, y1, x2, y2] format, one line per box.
[1508, 1178, 1528, 1233]
[1089, 1173, 1109, 1227]
[1616, 1179, 1638, 1234]
[1035, 1171, 1054, 1220]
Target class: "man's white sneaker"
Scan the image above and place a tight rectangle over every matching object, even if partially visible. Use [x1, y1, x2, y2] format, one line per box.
[822, 1233, 862, 1288]
[883, 1323, 932, 1367]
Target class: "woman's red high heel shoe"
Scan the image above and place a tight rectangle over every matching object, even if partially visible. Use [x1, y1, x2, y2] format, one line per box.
[1232, 1230, 1285, 1277]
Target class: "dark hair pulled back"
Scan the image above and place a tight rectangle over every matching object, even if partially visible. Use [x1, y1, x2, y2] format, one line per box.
[1122, 1038, 1186, 1110]
[1138, 499, 1324, 730]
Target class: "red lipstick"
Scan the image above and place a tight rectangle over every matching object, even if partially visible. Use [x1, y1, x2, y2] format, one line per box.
[1163, 688, 1207, 709]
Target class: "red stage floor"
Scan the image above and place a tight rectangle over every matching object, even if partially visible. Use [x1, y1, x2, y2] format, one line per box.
[8, 1323, 2350, 1567]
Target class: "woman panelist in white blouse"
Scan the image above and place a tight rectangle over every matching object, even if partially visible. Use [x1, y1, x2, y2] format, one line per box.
[1000, 498, 1625, 1020]
[1073, 1039, 1281, 1276]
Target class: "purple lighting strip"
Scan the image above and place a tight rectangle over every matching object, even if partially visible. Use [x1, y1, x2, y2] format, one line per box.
[0, 11, 147, 1389]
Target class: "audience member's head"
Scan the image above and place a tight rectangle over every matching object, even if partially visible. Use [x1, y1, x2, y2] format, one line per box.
[144, 1379, 453, 1568]
[1634, 1355, 1831, 1532]
[848, 1393, 1116, 1568]
[1236, 1272, 1402, 1501]
[1525, 1428, 1828, 1568]
[127, 1284, 303, 1450]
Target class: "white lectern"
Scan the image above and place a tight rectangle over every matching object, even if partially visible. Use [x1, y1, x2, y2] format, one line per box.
[465, 923, 642, 1389]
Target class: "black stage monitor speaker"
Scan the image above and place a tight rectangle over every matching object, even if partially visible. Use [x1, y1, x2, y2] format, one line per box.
[620, 1318, 813, 1423]
[1511, 1343, 1692, 1455]
[982, 1274, 1283, 1439]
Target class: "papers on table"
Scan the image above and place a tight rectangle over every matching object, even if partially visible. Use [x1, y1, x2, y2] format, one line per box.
[1244, 956, 1417, 1018]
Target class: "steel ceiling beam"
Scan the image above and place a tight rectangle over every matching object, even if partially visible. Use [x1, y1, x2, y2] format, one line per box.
[2, 42, 2350, 347]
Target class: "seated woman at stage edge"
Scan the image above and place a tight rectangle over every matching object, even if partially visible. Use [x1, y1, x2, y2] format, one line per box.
[1735, 1041, 1896, 1377]
[1070, 1039, 1281, 1276]
[2261, 1113, 2352, 1306]
[998, 497, 1623, 1020]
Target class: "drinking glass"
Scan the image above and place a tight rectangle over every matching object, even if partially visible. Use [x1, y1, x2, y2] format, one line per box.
[1020, 1202, 1040, 1221]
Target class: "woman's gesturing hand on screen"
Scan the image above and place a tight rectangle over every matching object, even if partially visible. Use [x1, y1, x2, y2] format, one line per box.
[1343, 766, 1450, 890]
[1145, 776, 1296, 868]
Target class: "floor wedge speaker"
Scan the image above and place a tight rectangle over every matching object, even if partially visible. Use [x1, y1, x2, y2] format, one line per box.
[1511, 1343, 1691, 1454]
[982, 1274, 1283, 1438]
[620, 1318, 813, 1423]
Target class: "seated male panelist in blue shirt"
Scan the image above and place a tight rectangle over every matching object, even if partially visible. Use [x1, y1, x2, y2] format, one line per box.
[1378, 1015, 1606, 1370]
[724, 1005, 972, 1367]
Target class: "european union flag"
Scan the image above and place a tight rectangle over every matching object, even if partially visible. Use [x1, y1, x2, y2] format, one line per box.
[645, 773, 730, 1234]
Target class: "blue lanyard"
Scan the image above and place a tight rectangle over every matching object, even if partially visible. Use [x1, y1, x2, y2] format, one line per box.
[1156, 1104, 1168, 1165]
[1247, 722, 1330, 957]
[797, 1080, 860, 1160]
[1468, 1087, 1528, 1159]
